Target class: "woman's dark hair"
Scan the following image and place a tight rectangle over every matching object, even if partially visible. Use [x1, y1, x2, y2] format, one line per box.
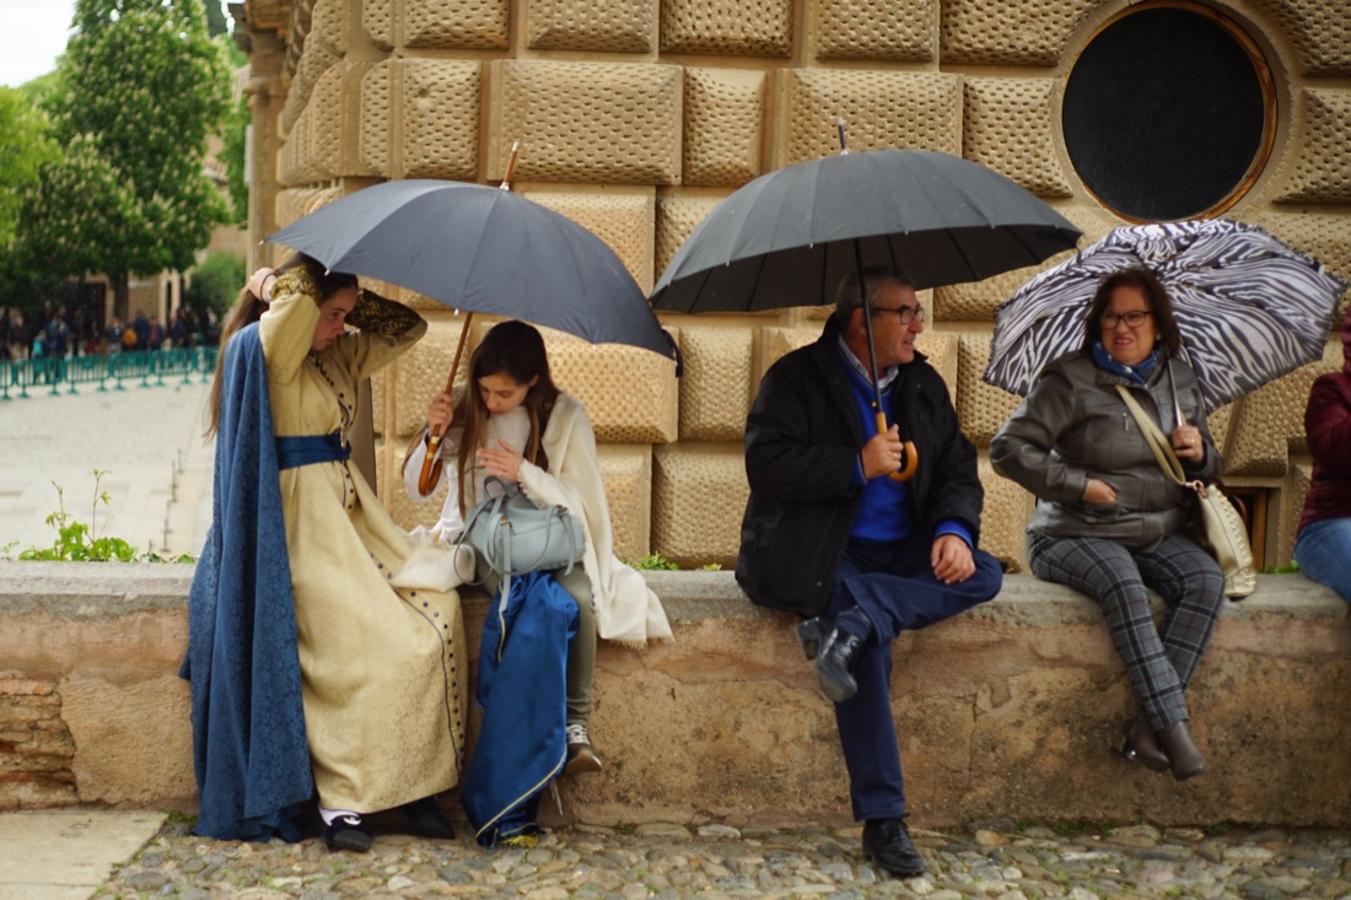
[1082, 266, 1182, 356]
[205, 252, 357, 437]
[454, 320, 561, 515]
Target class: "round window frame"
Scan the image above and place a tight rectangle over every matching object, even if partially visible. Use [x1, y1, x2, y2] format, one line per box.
[1063, 0, 1279, 223]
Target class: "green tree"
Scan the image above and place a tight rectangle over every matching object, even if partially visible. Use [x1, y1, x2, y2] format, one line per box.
[0, 87, 58, 248]
[0, 86, 62, 311]
[27, 0, 231, 319]
[183, 250, 244, 319]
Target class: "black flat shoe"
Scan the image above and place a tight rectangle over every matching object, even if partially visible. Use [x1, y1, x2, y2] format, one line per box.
[1119, 713, 1170, 773]
[400, 796, 455, 839]
[323, 814, 372, 852]
[862, 818, 926, 877]
[795, 617, 831, 660]
[813, 627, 864, 703]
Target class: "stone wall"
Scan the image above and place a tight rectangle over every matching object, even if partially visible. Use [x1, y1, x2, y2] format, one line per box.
[2, 561, 1348, 827]
[233, 0, 1351, 570]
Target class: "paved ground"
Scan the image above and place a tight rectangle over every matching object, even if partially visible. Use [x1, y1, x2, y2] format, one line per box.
[0, 810, 165, 900]
[0, 381, 214, 559]
[87, 815, 1351, 899]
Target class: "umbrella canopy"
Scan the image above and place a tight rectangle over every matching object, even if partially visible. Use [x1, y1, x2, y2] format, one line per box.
[268, 179, 676, 361]
[650, 148, 1082, 313]
[983, 219, 1349, 412]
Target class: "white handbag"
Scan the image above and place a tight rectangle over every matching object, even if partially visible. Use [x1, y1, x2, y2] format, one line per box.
[1115, 386, 1257, 599]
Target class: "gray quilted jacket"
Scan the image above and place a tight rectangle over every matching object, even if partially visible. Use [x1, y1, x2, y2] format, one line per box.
[990, 350, 1222, 549]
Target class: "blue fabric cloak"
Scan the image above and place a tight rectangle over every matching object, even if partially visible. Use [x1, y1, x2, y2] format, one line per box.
[180, 323, 313, 841]
[462, 570, 578, 846]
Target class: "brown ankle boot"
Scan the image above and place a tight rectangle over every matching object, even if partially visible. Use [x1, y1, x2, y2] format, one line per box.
[1120, 713, 1170, 772]
[1155, 720, 1207, 782]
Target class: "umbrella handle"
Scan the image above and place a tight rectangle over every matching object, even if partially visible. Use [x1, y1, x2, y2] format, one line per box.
[892, 441, 918, 483]
[415, 312, 476, 496]
[874, 412, 919, 483]
[417, 435, 444, 496]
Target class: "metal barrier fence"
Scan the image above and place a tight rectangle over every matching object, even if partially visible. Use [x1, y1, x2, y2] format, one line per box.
[0, 347, 219, 400]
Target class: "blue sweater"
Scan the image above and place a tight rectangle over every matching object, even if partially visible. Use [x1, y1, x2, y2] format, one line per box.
[838, 347, 971, 548]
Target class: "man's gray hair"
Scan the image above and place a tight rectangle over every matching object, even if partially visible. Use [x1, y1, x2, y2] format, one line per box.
[833, 266, 914, 328]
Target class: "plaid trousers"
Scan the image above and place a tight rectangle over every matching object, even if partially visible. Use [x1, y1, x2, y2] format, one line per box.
[1028, 531, 1225, 729]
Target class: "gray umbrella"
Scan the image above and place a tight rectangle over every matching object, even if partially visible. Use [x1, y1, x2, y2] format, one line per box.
[269, 178, 676, 360]
[270, 174, 677, 495]
[651, 142, 1080, 480]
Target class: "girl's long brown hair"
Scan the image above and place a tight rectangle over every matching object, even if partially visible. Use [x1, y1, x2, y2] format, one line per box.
[455, 320, 561, 515]
[205, 253, 357, 437]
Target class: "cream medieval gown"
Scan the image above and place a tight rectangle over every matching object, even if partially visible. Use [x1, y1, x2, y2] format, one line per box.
[259, 268, 468, 814]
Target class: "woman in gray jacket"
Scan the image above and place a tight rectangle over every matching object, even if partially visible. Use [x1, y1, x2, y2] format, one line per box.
[990, 267, 1225, 782]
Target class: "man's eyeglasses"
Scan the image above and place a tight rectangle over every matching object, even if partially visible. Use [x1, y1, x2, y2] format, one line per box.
[1101, 310, 1152, 329]
[872, 304, 924, 326]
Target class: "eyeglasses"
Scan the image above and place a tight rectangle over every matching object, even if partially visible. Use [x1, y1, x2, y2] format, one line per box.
[872, 304, 924, 326]
[1101, 310, 1152, 329]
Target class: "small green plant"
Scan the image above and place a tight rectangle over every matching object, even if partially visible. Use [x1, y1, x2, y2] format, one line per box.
[698, 562, 723, 571]
[630, 553, 680, 571]
[1262, 560, 1300, 574]
[5, 470, 195, 563]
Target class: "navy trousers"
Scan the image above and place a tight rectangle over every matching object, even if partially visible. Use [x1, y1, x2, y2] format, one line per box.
[826, 537, 1003, 821]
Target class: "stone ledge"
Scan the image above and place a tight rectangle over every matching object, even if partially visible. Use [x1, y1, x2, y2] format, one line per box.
[0, 562, 1347, 827]
[4, 562, 1345, 625]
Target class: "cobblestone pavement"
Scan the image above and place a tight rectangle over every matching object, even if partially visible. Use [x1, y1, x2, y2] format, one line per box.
[96, 817, 1351, 899]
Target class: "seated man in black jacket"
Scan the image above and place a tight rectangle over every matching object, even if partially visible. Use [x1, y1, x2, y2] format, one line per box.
[737, 267, 1003, 877]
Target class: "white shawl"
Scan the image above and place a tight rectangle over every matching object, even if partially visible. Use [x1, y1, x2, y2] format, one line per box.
[397, 392, 672, 648]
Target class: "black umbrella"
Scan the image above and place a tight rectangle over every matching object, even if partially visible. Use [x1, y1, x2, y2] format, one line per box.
[269, 179, 674, 360]
[269, 159, 677, 494]
[651, 131, 1081, 480]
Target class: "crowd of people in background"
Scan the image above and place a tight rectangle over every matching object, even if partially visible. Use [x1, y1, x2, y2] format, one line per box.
[0, 303, 218, 362]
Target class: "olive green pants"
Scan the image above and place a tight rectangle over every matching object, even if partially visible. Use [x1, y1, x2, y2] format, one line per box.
[478, 560, 596, 727]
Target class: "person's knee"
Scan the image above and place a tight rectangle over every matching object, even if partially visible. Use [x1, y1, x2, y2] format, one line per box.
[967, 550, 1005, 603]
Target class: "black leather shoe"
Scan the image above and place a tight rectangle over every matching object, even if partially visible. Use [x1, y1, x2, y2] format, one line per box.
[862, 818, 926, 877]
[1119, 713, 1170, 773]
[400, 796, 455, 839]
[795, 617, 830, 660]
[323, 814, 372, 852]
[813, 627, 864, 703]
[1156, 720, 1207, 782]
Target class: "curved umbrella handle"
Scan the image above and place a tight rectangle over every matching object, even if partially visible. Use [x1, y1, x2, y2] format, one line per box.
[891, 441, 918, 483]
[874, 412, 919, 483]
[417, 432, 444, 496]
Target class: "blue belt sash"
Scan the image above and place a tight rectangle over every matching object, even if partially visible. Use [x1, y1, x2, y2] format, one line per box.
[276, 431, 350, 470]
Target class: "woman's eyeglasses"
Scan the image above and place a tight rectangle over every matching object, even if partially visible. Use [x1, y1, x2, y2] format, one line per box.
[872, 304, 924, 326]
[1101, 310, 1152, 328]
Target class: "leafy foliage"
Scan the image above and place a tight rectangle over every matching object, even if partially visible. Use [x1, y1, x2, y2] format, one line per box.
[630, 553, 680, 571]
[6, 470, 194, 563]
[184, 250, 245, 318]
[0, 88, 59, 248]
[18, 0, 231, 315]
[219, 94, 249, 226]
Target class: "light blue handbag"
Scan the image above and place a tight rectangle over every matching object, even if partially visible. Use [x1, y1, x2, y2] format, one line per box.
[456, 477, 585, 599]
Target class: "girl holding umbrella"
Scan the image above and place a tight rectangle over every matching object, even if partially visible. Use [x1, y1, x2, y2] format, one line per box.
[990, 266, 1225, 782]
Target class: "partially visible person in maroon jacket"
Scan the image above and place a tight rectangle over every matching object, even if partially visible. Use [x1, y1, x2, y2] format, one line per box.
[1293, 301, 1351, 603]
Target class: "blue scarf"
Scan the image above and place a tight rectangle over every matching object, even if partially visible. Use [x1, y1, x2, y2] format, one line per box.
[1092, 341, 1161, 385]
[181, 324, 313, 841]
[462, 570, 578, 846]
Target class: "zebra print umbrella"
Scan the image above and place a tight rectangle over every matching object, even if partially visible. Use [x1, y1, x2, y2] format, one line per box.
[984, 219, 1348, 412]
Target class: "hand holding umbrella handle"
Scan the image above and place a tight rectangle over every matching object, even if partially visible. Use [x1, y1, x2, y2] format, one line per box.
[874, 412, 919, 483]
[416, 316, 475, 496]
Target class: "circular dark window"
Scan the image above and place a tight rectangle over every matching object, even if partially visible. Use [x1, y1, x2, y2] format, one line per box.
[1063, 2, 1275, 221]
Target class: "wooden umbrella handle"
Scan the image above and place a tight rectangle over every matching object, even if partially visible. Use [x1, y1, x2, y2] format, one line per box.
[874, 412, 919, 483]
[416, 313, 475, 496]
